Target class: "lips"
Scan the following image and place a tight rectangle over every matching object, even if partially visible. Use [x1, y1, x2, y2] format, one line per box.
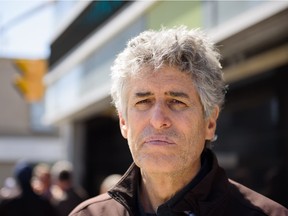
[144, 136, 175, 145]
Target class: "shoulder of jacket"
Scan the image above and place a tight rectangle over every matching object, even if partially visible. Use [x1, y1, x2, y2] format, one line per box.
[228, 179, 288, 216]
[69, 193, 115, 216]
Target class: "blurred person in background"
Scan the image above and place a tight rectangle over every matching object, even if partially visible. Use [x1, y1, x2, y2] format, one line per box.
[0, 177, 20, 202]
[0, 161, 58, 216]
[51, 160, 87, 216]
[70, 26, 288, 216]
[99, 174, 122, 194]
[32, 163, 53, 201]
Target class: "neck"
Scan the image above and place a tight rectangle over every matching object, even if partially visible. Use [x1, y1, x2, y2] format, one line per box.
[139, 164, 201, 213]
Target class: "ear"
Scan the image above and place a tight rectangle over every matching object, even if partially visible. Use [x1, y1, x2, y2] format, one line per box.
[119, 112, 128, 139]
[205, 106, 220, 141]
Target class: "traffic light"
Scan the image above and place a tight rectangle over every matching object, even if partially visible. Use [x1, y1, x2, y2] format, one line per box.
[13, 59, 46, 102]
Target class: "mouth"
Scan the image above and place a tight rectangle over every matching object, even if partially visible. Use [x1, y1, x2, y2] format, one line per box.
[144, 136, 175, 146]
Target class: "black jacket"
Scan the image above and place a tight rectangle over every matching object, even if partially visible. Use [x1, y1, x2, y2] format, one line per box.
[70, 149, 288, 216]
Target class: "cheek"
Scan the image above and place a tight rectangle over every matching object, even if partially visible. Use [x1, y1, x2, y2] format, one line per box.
[184, 117, 207, 146]
[126, 116, 147, 151]
[126, 132, 141, 164]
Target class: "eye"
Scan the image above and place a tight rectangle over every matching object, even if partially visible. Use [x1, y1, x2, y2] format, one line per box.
[135, 99, 152, 110]
[136, 99, 150, 104]
[170, 99, 183, 104]
[168, 99, 187, 110]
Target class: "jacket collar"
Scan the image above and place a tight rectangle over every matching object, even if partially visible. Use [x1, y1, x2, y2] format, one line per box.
[109, 149, 230, 215]
[108, 162, 141, 215]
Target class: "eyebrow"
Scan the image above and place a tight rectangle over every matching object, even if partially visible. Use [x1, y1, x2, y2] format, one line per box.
[134, 91, 189, 98]
[135, 92, 153, 98]
[166, 91, 189, 99]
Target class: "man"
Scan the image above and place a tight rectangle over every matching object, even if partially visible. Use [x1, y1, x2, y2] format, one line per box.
[70, 26, 288, 216]
[32, 163, 53, 201]
[51, 161, 87, 216]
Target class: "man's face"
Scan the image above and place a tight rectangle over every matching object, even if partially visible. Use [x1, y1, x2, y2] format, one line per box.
[119, 66, 218, 174]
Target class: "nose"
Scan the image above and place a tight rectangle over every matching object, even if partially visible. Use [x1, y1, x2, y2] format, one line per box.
[150, 102, 172, 129]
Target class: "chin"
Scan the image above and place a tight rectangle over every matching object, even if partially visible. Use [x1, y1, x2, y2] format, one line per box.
[137, 155, 180, 174]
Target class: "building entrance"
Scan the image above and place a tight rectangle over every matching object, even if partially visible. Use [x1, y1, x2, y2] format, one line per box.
[83, 115, 132, 196]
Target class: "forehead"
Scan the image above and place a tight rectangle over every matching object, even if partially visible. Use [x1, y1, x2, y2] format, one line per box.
[127, 66, 196, 94]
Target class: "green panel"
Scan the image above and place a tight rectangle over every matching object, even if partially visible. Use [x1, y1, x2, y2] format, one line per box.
[147, 1, 202, 30]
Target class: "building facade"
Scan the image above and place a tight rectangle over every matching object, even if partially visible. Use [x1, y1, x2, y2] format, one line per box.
[44, 1, 288, 206]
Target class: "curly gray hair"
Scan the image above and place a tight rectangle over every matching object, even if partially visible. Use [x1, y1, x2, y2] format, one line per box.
[111, 26, 226, 118]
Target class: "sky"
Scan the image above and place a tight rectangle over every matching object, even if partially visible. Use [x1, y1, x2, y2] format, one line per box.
[0, 0, 55, 59]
